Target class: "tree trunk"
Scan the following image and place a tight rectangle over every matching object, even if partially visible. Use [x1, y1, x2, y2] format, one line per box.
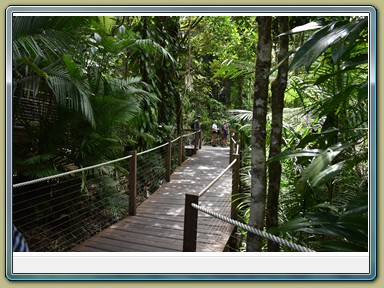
[170, 17, 183, 136]
[266, 16, 289, 252]
[235, 77, 244, 108]
[247, 16, 272, 252]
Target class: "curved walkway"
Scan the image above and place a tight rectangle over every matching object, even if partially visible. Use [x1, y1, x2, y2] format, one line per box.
[71, 146, 234, 252]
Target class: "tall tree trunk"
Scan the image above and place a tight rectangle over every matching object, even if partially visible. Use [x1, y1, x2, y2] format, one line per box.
[235, 77, 244, 108]
[172, 19, 183, 136]
[247, 16, 272, 252]
[156, 17, 167, 125]
[266, 16, 289, 252]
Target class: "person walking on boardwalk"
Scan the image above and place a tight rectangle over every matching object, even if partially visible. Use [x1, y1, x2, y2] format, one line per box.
[191, 115, 202, 147]
[220, 120, 229, 147]
[211, 120, 219, 146]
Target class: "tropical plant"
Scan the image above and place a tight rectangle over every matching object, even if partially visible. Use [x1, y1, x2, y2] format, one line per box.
[270, 16, 369, 251]
[228, 16, 368, 252]
[13, 16, 96, 126]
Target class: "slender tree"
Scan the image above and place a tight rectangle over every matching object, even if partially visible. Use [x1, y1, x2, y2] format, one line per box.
[266, 16, 289, 251]
[247, 16, 272, 252]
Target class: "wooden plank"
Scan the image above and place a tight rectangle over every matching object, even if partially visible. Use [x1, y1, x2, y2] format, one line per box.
[109, 225, 184, 241]
[97, 231, 182, 251]
[71, 146, 234, 252]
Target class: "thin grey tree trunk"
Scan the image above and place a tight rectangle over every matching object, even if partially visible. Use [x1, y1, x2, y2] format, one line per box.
[247, 16, 272, 252]
[267, 16, 289, 252]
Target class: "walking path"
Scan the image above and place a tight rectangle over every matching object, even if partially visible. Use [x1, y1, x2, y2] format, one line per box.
[71, 146, 234, 252]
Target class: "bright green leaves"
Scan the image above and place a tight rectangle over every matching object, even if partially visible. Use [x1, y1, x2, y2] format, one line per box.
[274, 193, 368, 251]
[285, 17, 368, 72]
[62, 54, 84, 80]
[279, 21, 323, 36]
[295, 143, 351, 194]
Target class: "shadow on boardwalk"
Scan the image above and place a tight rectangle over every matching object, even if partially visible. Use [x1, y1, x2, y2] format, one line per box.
[71, 145, 234, 252]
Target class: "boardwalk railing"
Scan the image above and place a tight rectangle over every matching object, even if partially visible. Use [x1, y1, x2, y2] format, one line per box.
[12, 130, 201, 252]
[183, 136, 241, 252]
[182, 134, 315, 252]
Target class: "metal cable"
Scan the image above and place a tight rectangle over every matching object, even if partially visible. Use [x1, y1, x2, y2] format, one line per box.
[191, 203, 315, 252]
[198, 159, 237, 197]
[13, 132, 194, 188]
[13, 155, 132, 188]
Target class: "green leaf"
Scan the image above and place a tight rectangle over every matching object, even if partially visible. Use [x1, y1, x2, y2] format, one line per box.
[267, 148, 322, 164]
[300, 149, 341, 183]
[357, 81, 368, 101]
[309, 161, 345, 187]
[298, 142, 353, 188]
[274, 217, 312, 233]
[313, 202, 339, 213]
[340, 53, 368, 70]
[331, 18, 368, 63]
[313, 240, 367, 252]
[279, 21, 324, 36]
[62, 54, 83, 79]
[289, 22, 338, 71]
[22, 153, 56, 165]
[289, 18, 367, 71]
[296, 132, 321, 149]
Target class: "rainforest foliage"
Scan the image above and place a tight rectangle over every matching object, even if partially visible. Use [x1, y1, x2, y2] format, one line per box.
[12, 15, 369, 252]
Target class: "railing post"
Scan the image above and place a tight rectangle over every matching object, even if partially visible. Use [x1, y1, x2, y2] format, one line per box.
[129, 151, 137, 216]
[178, 136, 183, 166]
[229, 136, 234, 164]
[198, 130, 202, 150]
[166, 140, 171, 182]
[193, 131, 198, 155]
[231, 153, 240, 221]
[183, 193, 199, 252]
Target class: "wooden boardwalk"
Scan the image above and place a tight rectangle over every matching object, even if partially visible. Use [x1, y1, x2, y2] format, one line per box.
[71, 146, 234, 252]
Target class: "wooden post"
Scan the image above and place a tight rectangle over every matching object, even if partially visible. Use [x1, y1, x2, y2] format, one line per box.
[183, 193, 199, 252]
[229, 136, 234, 164]
[238, 140, 242, 169]
[166, 140, 171, 182]
[231, 153, 240, 221]
[178, 136, 183, 166]
[198, 130, 202, 149]
[129, 151, 137, 216]
[193, 131, 197, 155]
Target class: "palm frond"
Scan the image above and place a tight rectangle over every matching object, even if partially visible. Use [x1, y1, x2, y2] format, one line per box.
[228, 109, 252, 122]
[130, 39, 176, 64]
[106, 76, 159, 103]
[289, 17, 368, 71]
[213, 59, 254, 80]
[13, 16, 88, 59]
[44, 63, 95, 127]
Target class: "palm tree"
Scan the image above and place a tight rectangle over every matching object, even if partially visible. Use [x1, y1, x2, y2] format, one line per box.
[13, 16, 96, 126]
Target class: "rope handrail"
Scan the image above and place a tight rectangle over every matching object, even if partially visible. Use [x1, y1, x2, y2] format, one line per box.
[191, 203, 315, 253]
[182, 130, 199, 138]
[232, 137, 240, 153]
[197, 158, 237, 197]
[12, 154, 133, 188]
[137, 142, 168, 156]
[171, 136, 181, 143]
[13, 131, 193, 188]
